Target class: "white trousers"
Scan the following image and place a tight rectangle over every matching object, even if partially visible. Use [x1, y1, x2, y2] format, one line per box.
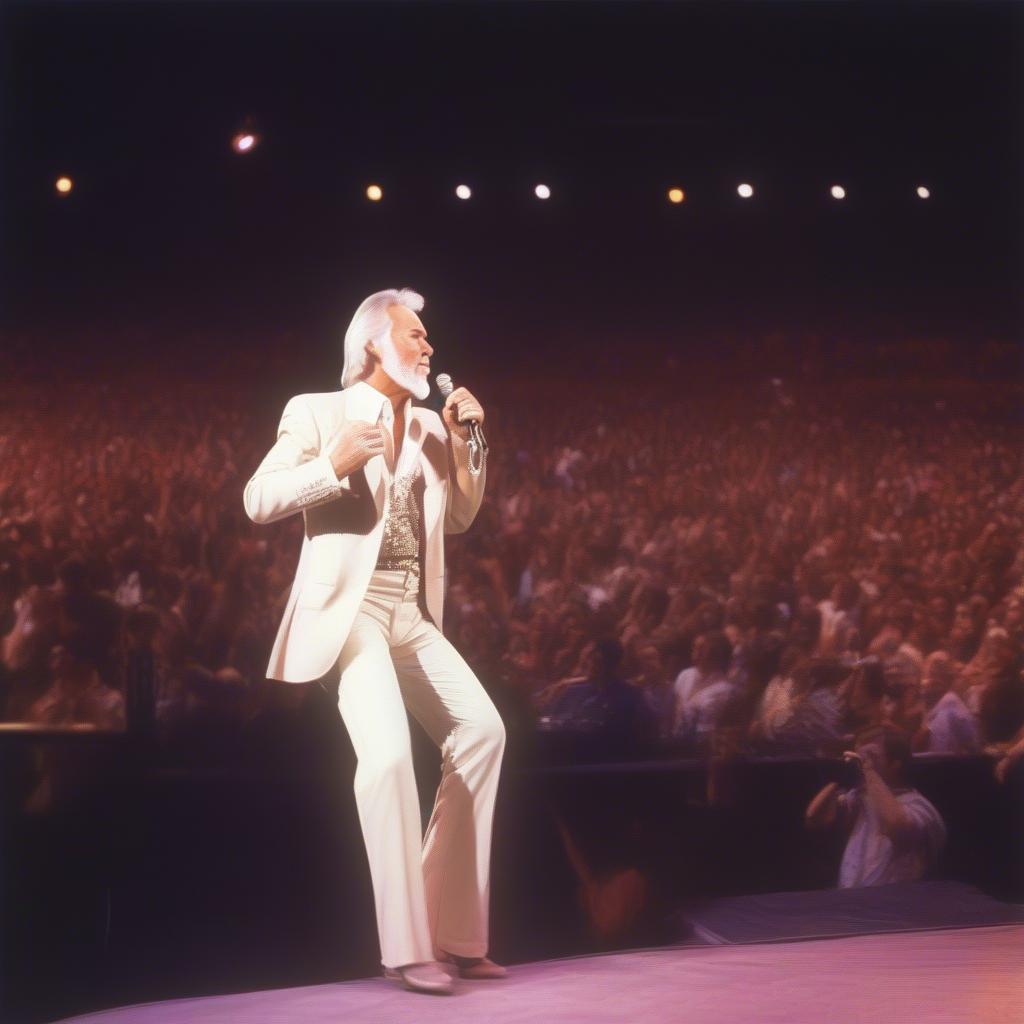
[335, 568, 506, 968]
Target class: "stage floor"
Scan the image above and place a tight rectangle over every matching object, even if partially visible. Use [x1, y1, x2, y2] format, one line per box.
[60, 924, 1024, 1024]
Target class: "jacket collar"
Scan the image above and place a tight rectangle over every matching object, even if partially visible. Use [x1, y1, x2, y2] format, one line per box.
[344, 380, 412, 425]
[343, 380, 434, 489]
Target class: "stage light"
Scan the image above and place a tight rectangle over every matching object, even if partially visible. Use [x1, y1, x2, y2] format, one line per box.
[737, 183, 754, 198]
[917, 185, 931, 199]
[830, 185, 846, 200]
[366, 184, 383, 202]
[55, 176, 73, 195]
[455, 184, 472, 200]
[668, 188, 685, 204]
[534, 184, 551, 200]
[231, 133, 258, 154]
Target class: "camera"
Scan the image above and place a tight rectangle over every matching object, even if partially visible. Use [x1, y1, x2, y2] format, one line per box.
[837, 753, 864, 789]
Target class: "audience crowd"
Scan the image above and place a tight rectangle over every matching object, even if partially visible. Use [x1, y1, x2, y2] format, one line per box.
[1, 335, 1022, 790]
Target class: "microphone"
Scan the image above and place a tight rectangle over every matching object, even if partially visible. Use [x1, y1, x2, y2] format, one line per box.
[435, 372, 488, 474]
[435, 373, 478, 428]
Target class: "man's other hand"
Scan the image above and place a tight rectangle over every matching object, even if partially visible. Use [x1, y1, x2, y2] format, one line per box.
[329, 421, 387, 480]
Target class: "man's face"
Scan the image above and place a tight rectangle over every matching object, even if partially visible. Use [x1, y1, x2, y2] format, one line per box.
[921, 663, 951, 706]
[375, 304, 433, 400]
[48, 643, 70, 675]
[638, 645, 663, 681]
[952, 603, 973, 633]
[884, 656, 916, 692]
[692, 635, 707, 667]
[988, 636, 1016, 672]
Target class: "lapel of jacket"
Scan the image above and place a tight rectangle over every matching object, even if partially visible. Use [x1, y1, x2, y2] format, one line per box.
[341, 381, 421, 515]
[406, 410, 441, 486]
[338, 383, 383, 513]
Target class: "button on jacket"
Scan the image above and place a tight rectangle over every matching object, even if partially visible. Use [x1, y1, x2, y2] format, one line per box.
[243, 381, 486, 682]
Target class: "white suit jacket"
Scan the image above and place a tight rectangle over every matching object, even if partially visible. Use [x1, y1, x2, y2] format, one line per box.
[243, 381, 486, 683]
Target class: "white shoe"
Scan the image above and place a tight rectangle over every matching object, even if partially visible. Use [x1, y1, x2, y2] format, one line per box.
[383, 960, 455, 995]
[438, 950, 508, 979]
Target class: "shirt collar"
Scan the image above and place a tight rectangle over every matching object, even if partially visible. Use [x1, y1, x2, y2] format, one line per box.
[345, 380, 412, 425]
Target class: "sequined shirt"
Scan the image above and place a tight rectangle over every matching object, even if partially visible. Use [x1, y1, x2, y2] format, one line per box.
[374, 461, 422, 577]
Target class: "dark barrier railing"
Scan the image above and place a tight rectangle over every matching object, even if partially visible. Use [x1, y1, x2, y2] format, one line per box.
[2, 728, 1022, 1024]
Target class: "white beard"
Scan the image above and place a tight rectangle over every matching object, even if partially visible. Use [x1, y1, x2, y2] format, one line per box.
[379, 335, 430, 400]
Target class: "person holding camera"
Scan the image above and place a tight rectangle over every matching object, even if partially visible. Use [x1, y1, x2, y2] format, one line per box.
[804, 724, 945, 888]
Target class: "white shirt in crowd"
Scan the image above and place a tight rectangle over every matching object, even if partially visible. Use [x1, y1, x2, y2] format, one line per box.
[816, 598, 857, 656]
[757, 673, 796, 740]
[672, 667, 737, 746]
[837, 787, 946, 888]
[923, 691, 981, 755]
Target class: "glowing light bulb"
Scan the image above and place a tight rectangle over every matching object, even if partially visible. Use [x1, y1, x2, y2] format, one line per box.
[231, 132, 259, 154]
[916, 185, 930, 199]
[737, 183, 754, 199]
[55, 176, 73, 195]
[534, 184, 551, 200]
[668, 188, 685, 204]
[455, 184, 472, 200]
[366, 184, 383, 202]
[830, 185, 846, 200]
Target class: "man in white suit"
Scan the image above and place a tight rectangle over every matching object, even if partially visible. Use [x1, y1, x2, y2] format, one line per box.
[243, 288, 506, 995]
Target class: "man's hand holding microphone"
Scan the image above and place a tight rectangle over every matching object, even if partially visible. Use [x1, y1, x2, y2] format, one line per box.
[441, 386, 485, 443]
[438, 377, 488, 477]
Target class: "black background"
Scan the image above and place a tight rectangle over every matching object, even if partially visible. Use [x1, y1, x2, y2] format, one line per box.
[2, 1, 1021, 369]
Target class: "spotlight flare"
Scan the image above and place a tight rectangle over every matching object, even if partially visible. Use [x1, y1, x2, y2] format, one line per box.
[231, 132, 258, 154]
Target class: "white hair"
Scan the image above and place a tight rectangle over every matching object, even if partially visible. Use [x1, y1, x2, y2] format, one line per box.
[340, 287, 425, 388]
